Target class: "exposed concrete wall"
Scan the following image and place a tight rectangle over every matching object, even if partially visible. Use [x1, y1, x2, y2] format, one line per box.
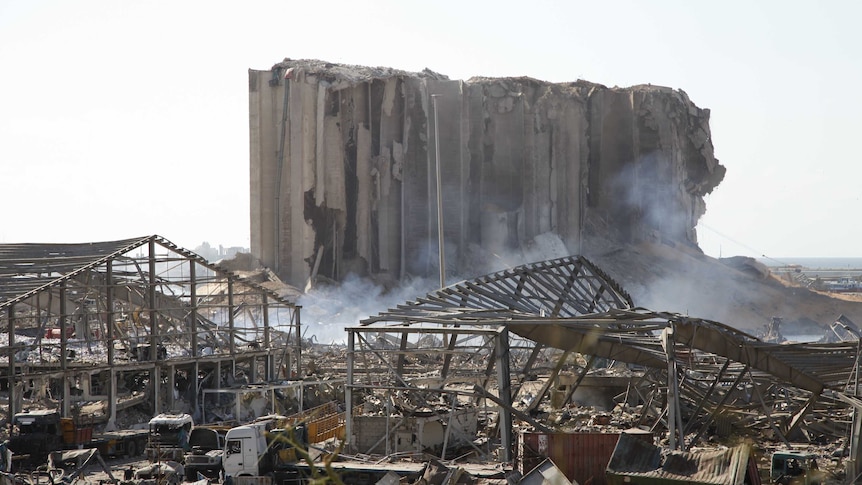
[352, 412, 477, 454]
[250, 60, 725, 288]
[248, 69, 277, 271]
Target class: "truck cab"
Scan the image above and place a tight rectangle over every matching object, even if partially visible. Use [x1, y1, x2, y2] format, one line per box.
[223, 424, 270, 478]
[183, 427, 226, 481]
[771, 451, 822, 485]
[146, 413, 194, 462]
[7, 410, 63, 459]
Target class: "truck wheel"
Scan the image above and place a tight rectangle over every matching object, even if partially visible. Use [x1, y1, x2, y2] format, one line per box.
[136, 439, 147, 456]
[126, 440, 138, 458]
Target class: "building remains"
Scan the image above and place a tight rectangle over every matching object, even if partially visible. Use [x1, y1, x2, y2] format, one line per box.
[3, 240, 862, 483]
[0, 236, 302, 429]
[2, 60, 861, 485]
[249, 59, 725, 289]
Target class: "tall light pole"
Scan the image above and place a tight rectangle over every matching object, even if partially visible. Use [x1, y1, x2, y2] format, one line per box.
[431, 94, 445, 288]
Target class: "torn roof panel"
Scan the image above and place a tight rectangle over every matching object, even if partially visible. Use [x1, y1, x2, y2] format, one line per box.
[0, 236, 149, 307]
[519, 458, 576, 485]
[0, 235, 296, 311]
[606, 433, 753, 485]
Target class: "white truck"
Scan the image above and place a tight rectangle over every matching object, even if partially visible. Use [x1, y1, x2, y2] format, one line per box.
[222, 422, 271, 479]
[222, 415, 304, 482]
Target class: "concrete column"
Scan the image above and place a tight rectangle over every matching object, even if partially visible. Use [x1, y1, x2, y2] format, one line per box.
[62, 377, 71, 417]
[168, 365, 175, 411]
[299, 383, 304, 412]
[153, 366, 161, 415]
[495, 327, 513, 462]
[850, 408, 862, 481]
[248, 69, 282, 273]
[662, 326, 683, 450]
[266, 353, 274, 382]
[106, 369, 118, 431]
[81, 373, 92, 399]
[193, 361, 200, 420]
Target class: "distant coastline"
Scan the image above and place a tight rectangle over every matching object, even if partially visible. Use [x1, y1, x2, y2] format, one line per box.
[756, 257, 862, 269]
[756, 257, 862, 288]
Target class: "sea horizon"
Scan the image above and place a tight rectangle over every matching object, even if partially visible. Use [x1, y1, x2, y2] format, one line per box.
[756, 257, 862, 269]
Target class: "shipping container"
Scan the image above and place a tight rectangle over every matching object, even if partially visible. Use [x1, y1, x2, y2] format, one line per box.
[519, 429, 652, 485]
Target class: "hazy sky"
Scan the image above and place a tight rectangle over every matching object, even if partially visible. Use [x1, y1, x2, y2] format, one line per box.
[1, 1, 859, 258]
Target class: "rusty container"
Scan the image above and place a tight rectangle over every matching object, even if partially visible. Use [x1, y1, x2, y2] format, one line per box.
[519, 429, 652, 485]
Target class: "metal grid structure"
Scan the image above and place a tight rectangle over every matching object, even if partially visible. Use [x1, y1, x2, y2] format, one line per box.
[0, 235, 301, 427]
[347, 255, 862, 464]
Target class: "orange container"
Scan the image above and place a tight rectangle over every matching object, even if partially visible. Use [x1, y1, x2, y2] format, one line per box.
[75, 427, 93, 444]
[519, 430, 653, 485]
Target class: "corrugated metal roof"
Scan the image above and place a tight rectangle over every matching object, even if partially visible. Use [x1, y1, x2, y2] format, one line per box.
[607, 433, 752, 485]
[0, 235, 294, 310]
[0, 236, 149, 308]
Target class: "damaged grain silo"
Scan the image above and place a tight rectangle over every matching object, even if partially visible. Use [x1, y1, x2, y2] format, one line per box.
[249, 59, 725, 288]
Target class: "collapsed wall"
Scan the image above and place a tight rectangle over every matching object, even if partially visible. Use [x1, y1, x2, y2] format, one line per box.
[249, 59, 725, 288]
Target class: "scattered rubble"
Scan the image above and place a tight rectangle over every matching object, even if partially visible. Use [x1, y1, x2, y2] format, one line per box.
[5, 233, 862, 485]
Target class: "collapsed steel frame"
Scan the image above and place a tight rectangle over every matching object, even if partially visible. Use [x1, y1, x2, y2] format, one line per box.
[346, 255, 862, 466]
[0, 236, 301, 427]
[7, 242, 860, 469]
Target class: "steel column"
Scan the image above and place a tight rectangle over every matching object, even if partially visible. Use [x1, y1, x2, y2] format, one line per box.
[148, 238, 157, 359]
[7, 304, 15, 420]
[345, 330, 355, 452]
[228, 277, 235, 356]
[190, 260, 197, 357]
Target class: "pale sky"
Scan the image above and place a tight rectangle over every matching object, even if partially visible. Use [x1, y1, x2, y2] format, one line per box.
[1, 1, 859, 258]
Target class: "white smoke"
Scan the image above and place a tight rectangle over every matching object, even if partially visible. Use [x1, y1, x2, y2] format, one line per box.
[297, 273, 437, 344]
[297, 233, 573, 344]
[608, 151, 693, 245]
